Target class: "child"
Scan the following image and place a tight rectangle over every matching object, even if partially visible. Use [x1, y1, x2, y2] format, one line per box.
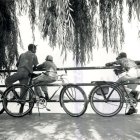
[33, 55, 58, 100]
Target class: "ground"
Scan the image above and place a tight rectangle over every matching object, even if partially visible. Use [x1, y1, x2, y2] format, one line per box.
[0, 113, 140, 140]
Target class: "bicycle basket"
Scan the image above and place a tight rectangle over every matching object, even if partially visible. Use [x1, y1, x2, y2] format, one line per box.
[96, 87, 109, 95]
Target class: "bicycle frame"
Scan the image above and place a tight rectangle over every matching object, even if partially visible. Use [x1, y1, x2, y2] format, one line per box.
[28, 72, 69, 103]
[93, 80, 140, 101]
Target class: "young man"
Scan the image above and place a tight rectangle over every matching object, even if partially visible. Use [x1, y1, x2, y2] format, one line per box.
[33, 55, 58, 100]
[5, 44, 39, 114]
[6, 44, 38, 86]
[106, 52, 139, 115]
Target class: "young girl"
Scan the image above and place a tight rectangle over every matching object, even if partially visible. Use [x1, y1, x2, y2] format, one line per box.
[33, 55, 58, 100]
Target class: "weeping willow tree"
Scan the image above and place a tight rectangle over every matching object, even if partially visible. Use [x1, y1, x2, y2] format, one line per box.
[0, 0, 19, 70]
[1, 0, 140, 69]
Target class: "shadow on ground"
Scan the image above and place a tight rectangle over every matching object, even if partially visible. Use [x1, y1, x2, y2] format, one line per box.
[0, 113, 140, 140]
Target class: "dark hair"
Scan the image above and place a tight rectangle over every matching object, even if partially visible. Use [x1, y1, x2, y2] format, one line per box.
[28, 44, 36, 51]
[116, 52, 127, 60]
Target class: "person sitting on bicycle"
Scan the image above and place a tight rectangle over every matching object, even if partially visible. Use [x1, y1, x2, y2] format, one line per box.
[33, 55, 58, 100]
[106, 52, 139, 115]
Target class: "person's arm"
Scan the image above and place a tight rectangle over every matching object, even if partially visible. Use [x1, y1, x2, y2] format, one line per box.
[16, 55, 21, 67]
[36, 62, 45, 70]
[33, 55, 39, 70]
[135, 61, 140, 65]
[105, 61, 118, 67]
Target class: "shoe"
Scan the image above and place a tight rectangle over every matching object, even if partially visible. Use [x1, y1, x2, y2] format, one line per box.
[125, 107, 137, 115]
[129, 91, 139, 100]
[45, 94, 49, 100]
[133, 92, 139, 100]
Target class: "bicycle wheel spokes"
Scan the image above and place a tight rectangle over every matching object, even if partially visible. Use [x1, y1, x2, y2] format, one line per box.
[61, 85, 87, 117]
[3, 85, 34, 117]
[65, 87, 77, 101]
[90, 85, 123, 117]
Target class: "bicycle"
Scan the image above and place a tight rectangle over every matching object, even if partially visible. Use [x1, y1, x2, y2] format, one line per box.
[2, 70, 88, 117]
[89, 66, 140, 117]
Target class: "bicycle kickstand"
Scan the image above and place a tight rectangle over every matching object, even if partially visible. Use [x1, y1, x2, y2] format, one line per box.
[45, 105, 51, 111]
[37, 106, 40, 116]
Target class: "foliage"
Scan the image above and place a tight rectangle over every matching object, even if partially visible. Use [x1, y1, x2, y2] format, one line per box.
[99, 0, 124, 53]
[0, 0, 19, 70]
[1, 0, 140, 68]
[126, 0, 140, 21]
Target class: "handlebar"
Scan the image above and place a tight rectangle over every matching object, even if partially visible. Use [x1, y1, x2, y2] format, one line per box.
[58, 70, 67, 79]
[105, 63, 125, 76]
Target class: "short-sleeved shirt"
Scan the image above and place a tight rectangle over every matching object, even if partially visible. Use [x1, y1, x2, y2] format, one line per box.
[38, 60, 57, 77]
[17, 51, 38, 73]
[116, 58, 138, 70]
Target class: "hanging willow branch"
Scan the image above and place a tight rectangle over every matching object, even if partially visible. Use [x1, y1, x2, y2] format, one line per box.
[39, 0, 57, 47]
[126, 0, 140, 21]
[0, 0, 19, 70]
[39, 0, 75, 61]
[99, 0, 124, 53]
[70, 0, 96, 65]
[2, 0, 140, 68]
[16, 0, 36, 41]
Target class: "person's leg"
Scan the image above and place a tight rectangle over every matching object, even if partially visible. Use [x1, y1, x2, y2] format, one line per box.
[41, 85, 49, 99]
[117, 73, 137, 115]
[127, 79, 139, 99]
[18, 69, 29, 114]
[41, 76, 56, 99]
[117, 75, 133, 95]
[120, 69, 137, 115]
[5, 72, 22, 87]
[33, 74, 45, 97]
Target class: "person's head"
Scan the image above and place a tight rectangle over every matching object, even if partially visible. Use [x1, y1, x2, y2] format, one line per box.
[28, 44, 37, 53]
[116, 52, 127, 60]
[45, 55, 53, 62]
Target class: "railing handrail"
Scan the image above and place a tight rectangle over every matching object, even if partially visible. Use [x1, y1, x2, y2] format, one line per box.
[0, 66, 121, 88]
[0, 66, 120, 73]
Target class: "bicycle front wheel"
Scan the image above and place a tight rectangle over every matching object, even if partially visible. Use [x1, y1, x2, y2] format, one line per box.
[60, 85, 88, 117]
[0, 90, 4, 114]
[90, 84, 123, 117]
[3, 85, 35, 117]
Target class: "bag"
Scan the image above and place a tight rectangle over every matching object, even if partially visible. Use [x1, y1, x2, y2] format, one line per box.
[96, 86, 109, 95]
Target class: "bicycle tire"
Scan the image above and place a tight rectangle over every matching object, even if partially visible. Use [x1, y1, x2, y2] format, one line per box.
[0, 90, 4, 114]
[89, 84, 124, 117]
[60, 85, 88, 117]
[3, 84, 35, 117]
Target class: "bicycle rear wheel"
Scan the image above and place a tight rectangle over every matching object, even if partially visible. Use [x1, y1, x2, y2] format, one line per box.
[90, 84, 124, 117]
[3, 85, 35, 117]
[0, 90, 4, 114]
[60, 85, 88, 117]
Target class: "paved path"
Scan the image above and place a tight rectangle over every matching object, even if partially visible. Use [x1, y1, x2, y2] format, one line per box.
[0, 113, 140, 140]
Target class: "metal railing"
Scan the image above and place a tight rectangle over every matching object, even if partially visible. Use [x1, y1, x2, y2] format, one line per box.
[0, 66, 119, 88]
